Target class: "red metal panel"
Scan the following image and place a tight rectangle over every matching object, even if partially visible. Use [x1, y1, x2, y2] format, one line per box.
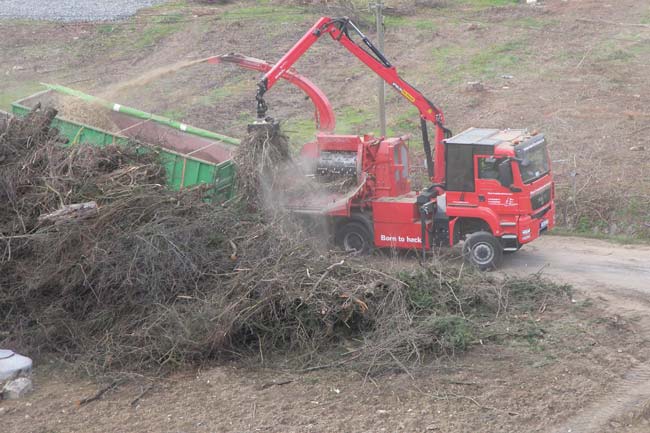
[518, 202, 555, 244]
[316, 133, 361, 152]
[372, 198, 419, 223]
[373, 221, 424, 249]
[445, 201, 501, 236]
[299, 140, 319, 160]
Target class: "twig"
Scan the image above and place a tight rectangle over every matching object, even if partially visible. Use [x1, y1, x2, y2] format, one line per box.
[533, 263, 549, 277]
[260, 379, 294, 390]
[440, 380, 480, 387]
[312, 260, 345, 290]
[452, 393, 488, 409]
[389, 351, 415, 381]
[44, 182, 65, 208]
[575, 45, 594, 69]
[77, 380, 122, 407]
[576, 18, 650, 29]
[363, 352, 380, 386]
[297, 352, 362, 373]
[359, 267, 409, 286]
[0, 233, 47, 240]
[130, 384, 154, 407]
[229, 240, 238, 260]
[446, 280, 466, 319]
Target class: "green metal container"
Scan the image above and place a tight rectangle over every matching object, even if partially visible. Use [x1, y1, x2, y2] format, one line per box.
[12, 88, 239, 202]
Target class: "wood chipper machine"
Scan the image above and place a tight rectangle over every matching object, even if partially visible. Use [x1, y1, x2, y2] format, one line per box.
[210, 17, 555, 269]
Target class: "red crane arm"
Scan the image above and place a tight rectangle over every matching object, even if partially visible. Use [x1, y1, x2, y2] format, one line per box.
[257, 17, 451, 184]
[206, 53, 335, 132]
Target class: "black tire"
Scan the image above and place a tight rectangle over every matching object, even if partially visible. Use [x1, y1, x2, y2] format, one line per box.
[462, 231, 503, 271]
[336, 222, 373, 255]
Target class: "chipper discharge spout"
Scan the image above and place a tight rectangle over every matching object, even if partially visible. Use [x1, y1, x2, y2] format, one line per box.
[204, 53, 335, 134]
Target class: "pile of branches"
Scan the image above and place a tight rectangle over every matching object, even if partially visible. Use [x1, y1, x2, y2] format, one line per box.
[232, 124, 356, 211]
[0, 110, 570, 376]
[0, 107, 165, 235]
[232, 124, 292, 208]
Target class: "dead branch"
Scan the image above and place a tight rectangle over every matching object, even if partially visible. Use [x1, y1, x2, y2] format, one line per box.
[577, 18, 650, 29]
[77, 380, 122, 407]
[130, 384, 154, 407]
[259, 379, 294, 390]
[38, 201, 98, 225]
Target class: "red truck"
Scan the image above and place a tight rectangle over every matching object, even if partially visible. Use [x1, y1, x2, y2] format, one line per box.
[214, 17, 555, 269]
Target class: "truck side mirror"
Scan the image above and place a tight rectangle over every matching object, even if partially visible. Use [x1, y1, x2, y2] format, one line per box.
[497, 160, 514, 188]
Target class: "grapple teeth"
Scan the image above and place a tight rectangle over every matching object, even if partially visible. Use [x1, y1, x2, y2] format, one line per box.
[247, 118, 279, 134]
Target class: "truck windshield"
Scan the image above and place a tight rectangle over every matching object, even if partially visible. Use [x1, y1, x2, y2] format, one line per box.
[516, 139, 550, 184]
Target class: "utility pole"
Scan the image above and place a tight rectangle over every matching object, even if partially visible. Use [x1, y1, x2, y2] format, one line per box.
[370, 0, 387, 137]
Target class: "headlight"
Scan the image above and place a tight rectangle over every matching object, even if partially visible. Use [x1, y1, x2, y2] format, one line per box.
[522, 228, 531, 236]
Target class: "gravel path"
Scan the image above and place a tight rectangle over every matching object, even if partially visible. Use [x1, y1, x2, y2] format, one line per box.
[0, 0, 171, 22]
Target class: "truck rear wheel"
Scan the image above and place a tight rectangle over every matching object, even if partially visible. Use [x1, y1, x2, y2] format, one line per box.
[336, 222, 372, 255]
[463, 231, 503, 271]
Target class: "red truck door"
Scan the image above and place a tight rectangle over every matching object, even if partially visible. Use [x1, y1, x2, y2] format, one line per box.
[474, 155, 520, 217]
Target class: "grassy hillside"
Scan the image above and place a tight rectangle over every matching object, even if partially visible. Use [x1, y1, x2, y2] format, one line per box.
[1, 0, 648, 238]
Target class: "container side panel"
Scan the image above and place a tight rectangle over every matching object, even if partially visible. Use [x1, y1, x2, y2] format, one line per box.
[10, 92, 237, 195]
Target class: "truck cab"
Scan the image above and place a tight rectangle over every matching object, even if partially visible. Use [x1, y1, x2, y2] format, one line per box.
[438, 128, 555, 268]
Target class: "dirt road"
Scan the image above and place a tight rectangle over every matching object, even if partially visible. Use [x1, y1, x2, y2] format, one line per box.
[502, 235, 650, 294]
[503, 236, 650, 433]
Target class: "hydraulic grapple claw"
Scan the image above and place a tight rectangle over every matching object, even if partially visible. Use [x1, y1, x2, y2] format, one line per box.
[247, 118, 279, 134]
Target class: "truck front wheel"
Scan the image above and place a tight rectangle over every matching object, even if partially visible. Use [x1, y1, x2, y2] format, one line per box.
[463, 231, 503, 270]
[336, 222, 372, 255]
